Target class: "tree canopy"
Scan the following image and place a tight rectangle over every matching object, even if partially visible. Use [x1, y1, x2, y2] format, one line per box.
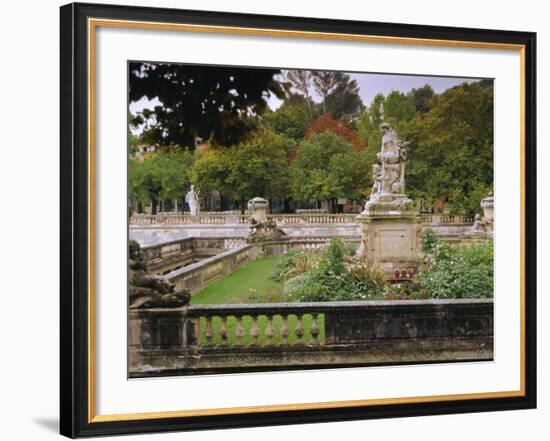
[191, 130, 293, 211]
[290, 131, 371, 204]
[129, 62, 286, 149]
[128, 64, 493, 215]
[403, 81, 494, 213]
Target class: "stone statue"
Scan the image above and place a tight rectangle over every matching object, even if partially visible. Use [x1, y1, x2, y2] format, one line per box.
[363, 122, 413, 213]
[379, 102, 385, 121]
[246, 197, 286, 243]
[468, 214, 485, 233]
[185, 185, 199, 216]
[128, 240, 191, 309]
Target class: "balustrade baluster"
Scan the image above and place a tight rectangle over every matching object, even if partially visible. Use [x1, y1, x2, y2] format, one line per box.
[220, 316, 228, 345]
[280, 315, 289, 345]
[295, 314, 304, 344]
[235, 316, 245, 345]
[265, 315, 274, 345]
[204, 317, 214, 346]
[250, 315, 260, 345]
[310, 313, 320, 346]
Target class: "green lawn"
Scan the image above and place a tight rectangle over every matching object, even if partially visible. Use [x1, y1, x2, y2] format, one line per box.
[191, 257, 283, 305]
[191, 257, 324, 345]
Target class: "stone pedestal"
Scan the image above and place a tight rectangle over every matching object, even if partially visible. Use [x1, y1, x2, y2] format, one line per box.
[356, 194, 422, 272]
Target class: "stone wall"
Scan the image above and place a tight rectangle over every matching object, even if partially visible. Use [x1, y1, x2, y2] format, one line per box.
[129, 299, 493, 377]
[165, 245, 253, 294]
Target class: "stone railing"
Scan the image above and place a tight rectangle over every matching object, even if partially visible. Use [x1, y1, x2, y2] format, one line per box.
[130, 213, 358, 226]
[131, 213, 250, 225]
[129, 299, 494, 376]
[141, 237, 248, 274]
[132, 212, 478, 227]
[420, 213, 476, 224]
[164, 245, 253, 294]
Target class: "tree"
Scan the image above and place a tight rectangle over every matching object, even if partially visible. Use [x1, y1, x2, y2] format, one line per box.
[290, 132, 371, 211]
[324, 73, 365, 119]
[408, 84, 435, 113]
[311, 71, 341, 112]
[305, 113, 367, 150]
[129, 151, 196, 214]
[129, 62, 286, 149]
[403, 81, 494, 213]
[285, 70, 314, 115]
[262, 104, 311, 141]
[191, 130, 292, 212]
[189, 149, 231, 197]
[383, 90, 416, 124]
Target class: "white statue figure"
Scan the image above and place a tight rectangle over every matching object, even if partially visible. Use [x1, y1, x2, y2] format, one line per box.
[185, 185, 200, 216]
[373, 123, 408, 197]
[362, 122, 412, 214]
[379, 102, 385, 121]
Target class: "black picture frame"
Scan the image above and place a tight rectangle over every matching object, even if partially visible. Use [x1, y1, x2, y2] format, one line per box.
[60, 2, 537, 438]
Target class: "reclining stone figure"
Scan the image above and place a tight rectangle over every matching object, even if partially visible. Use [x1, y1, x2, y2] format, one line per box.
[128, 240, 191, 309]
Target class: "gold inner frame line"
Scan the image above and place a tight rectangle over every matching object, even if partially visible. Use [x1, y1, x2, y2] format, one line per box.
[87, 17, 527, 424]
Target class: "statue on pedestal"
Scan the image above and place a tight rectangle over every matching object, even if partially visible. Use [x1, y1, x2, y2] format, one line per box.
[185, 185, 199, 216]
[246, 197, 286, 243]
[363, 123, 413, 214]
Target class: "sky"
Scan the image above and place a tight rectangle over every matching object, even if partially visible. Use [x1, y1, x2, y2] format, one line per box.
[129, 69, 485, 132]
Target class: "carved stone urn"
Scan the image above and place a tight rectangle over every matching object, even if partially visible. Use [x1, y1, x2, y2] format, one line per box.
[247, 196, 269, 223]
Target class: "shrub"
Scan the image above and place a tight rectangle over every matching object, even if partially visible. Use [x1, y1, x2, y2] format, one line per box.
[269, 249, 321, 282]
[350, 257, 388, 298]
[421, 228, 439, 255]
[287, 238, 359, 302]
[283, 274, 310, 297]
[418, 241, 494, 299]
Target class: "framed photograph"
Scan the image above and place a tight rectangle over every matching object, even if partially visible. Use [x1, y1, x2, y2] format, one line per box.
[60, 2, 536, 438]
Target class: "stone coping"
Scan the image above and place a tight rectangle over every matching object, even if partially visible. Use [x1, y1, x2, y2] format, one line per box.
[132, 298, 493, 314]
[163, 244, 251, 280]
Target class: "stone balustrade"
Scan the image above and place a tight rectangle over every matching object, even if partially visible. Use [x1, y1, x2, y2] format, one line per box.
[131, 212, 477, 228]
[130, 213, 359, 226]
[420, 213, 476, 224]
[129, 299, 494, 376]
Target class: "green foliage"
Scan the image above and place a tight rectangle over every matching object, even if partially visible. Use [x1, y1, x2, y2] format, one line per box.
[129, 62, 286, 148]
[421, 228, 439, 255]
[384, 90, 416, 124]
[189, 129, 292, 210]
[290, 132, 371, 204]
[129, 150, 196, 210]
[189, 149, 230, 195]
[287, 238, 362, 302]
[269, 249, 321, 282]
[283, 274, 310, 297]
[324, 73, 365, 119]
[349, 257, 389, 298]
[403, 81, 494, 213]
[408, 84, 435, 113]
[262, 104, 312, 141]
[418, 241, 494, 299]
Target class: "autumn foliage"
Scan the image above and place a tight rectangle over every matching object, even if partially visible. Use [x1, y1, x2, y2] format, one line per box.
[305, 113, 367, 150]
